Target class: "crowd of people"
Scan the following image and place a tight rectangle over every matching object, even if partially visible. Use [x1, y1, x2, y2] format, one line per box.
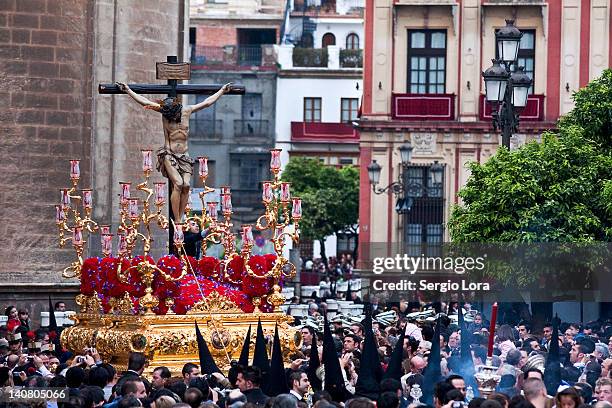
[303, 255, 355, 282]
[0, 297, 611, 408]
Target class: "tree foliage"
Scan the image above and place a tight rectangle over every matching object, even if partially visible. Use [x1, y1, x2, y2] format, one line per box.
[448, 69, 612, 286]
[282, 157, 359, 243]
[449, 70, 612, 242]
[559, 69, 612, 151]
[449, 127, 612, 243]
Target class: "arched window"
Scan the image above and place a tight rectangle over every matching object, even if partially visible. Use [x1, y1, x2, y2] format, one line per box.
[346, 33, 359, 49]
[322, 33, 336, 47]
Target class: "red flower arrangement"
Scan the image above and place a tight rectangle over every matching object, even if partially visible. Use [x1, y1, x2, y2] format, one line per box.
[198, 256, 221, 279]
[79, 253, 280, 316]
[80, 257, 101, 295]
[242, 255, 275, 298]
[225, 255, 244, 283]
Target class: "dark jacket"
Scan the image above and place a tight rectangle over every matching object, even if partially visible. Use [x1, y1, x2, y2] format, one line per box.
[244, 388, 269, 406]
[184, 230, 203, 258]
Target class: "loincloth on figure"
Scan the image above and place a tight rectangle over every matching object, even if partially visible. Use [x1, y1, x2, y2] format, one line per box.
[156, 146, 195, 178]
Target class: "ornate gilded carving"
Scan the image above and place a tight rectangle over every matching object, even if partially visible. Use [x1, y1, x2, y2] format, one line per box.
[62, 311, 298, 375]
[187, 291, 243, 314]
[116, 292, 134, 315]
[75, 294, 88, 313]
[266, 285, 285, 312]
[86, 292, 102, 314]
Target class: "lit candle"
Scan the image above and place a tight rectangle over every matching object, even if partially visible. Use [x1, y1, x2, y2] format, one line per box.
[117, 233, 127, 255]
[221, 193, 232, 214]
[72, 227, 83, 246]
[141, 150, 153, 172]
[55, 205, 66, 224]
[100, 225, 111, 234]
[487, 302, 498, 358]
[154, 182, 166, 205]
[128, 198, 139, 220]
[61, 189, 71, 209]
[173, 223, 184, 244]
[70, 160, 80, 180]
[101, 233, 113, 256]
[198, 156, 209, 178]
[270, 149, 281, 171]
[207, 201, 218, 221]
[82, 189, 93, 209]
[280, 182, 291, 202]
[220, 186, 231, 195]
[291, 197, 302, 220]
[262, 182, 273, 203]
[120, 182, 131, 205]
[242, 224, 254, 245]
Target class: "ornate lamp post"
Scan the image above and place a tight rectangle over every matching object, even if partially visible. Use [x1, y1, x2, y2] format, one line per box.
[482, 20, 532, 149]
[367, 143, 444, 214]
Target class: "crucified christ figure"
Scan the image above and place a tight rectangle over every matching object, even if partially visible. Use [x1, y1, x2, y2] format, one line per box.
[116, 81, 232, 221]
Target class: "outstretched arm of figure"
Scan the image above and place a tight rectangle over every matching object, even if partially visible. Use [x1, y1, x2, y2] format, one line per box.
[188, 82, 232, 113]
[115, 82, 161, 110]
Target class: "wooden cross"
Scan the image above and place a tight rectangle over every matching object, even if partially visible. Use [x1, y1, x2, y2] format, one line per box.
[99, 55, 245, 96]
[98, 56, 244, 254]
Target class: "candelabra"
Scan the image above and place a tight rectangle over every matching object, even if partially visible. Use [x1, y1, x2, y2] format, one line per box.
[185, 149, 302, 311]
[57, 148, 301, 315]
[56, 159, 99, 279]
[56, 150, 187, 314]
[253, 148, 302, 309]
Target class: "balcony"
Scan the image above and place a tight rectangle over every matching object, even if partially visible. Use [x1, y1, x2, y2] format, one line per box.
[293, 48, 328, 67]
[291, 0, 364, 15]
[191, 45, 276, 69]
[391, 93, 456, 121]
[189, 119, 224, 141]
[191, 0, 284, 17]
[339, 49, 362, 68]
[233, 119, 273, 144]
[479, 94, 545, 121]
[276, 45, 363, 70]
[291, 121, 359, 143]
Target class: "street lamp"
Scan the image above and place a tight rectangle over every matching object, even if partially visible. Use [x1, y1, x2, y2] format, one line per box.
[482, 19, 533, 149]
[367, 144, 444, 214]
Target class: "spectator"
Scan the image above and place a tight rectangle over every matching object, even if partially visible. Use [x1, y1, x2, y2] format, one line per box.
[5, 306, 20, 332]
[554, 387, 581, 408]
[236, 366, 269, 406]
[115, 352, 150, 396]
[523, 378, 548, 408]
[182, 363, 200, 387]
[184, 387, 204, 408]
[18, 309, 31, 330]
[446, 375, 467, 399]
[151, 366, 171, 390]
[596, 378, 612, 404]
[377, 392, 400, 408]
[273, 394, 299, 408]
[288, 370, 310, 403]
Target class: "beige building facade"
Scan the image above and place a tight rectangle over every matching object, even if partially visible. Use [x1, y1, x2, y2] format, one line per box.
[356, 0, 611, 264]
